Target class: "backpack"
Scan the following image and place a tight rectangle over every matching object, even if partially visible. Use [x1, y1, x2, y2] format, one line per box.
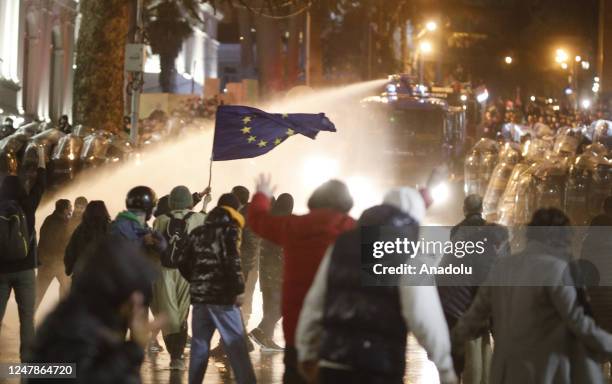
[0, 200, 29, 262]
[161, 212, 194, 268]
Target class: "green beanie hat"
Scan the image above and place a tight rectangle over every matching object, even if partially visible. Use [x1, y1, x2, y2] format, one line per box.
[169, 186, 193, 210]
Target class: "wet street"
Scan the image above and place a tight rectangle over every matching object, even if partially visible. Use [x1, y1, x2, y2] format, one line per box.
[0, 280, 442, 384]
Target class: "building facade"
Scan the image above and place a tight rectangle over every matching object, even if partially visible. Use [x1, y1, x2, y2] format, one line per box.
[0, 0, 222, 126]
[0, 0, 78, 124]
[142, 3, 222, 95]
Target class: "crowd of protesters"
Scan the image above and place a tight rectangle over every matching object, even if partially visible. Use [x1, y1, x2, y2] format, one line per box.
[4, 159, 612, 384]
[477, 97, 606, 142]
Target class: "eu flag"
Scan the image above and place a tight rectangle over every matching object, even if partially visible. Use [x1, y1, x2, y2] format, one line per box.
[212, 105, 336, 161]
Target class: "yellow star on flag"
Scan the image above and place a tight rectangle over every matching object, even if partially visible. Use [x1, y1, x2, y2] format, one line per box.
[242, 116, 252, 124]
[247, 135, 256, 143]
[241, 126, 251, 134]
[286, 128, 295, 136]
[257, 140, 268, 148]
[274, 138, 282, 145]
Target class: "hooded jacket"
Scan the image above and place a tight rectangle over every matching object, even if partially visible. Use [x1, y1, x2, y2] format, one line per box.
[296, 201, 456, 383]
[248, 192, 355, 346]
[182, 206, 245, 305]
[28, 236, 157, 384]
[0, 168, 46, 273]
[110, 211, 167, 259]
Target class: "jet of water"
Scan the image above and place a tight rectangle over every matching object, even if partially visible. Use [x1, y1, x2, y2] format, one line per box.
[38, 79, 389, 222]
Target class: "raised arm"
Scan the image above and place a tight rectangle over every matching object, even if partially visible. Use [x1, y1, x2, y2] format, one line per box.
[248, 174, 292, 245]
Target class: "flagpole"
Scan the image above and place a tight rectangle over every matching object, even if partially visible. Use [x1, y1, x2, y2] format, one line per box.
[207, 155, 213, 188]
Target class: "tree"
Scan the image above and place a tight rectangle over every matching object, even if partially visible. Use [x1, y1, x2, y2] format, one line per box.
[73, 0, 129, 132]
[145, 1, 193, 92]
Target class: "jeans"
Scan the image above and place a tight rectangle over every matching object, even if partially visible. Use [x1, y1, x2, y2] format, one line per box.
[256, 287, 281, 339]
[188, 304, 256, 384]
[35, 262, 70, 310]
[283, 346, 306, 384]
[0, 269, 36, 361]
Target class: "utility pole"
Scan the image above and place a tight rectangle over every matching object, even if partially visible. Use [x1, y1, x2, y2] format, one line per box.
[126, 0, 146, 145]
[305, 11, 311, 86]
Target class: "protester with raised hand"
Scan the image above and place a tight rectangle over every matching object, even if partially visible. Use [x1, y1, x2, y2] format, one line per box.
[249, 174, 355, 384]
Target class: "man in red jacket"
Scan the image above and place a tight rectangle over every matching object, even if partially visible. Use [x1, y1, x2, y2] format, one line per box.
[249, 174, 356, 384]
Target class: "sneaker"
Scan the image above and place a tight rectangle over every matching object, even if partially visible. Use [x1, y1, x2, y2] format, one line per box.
[260, 339, 284, 352]
[148, 339, 164, 354]
[249, 328, 282, 352]
[169, 358, 185, 370]
[249, 328, 267, 348]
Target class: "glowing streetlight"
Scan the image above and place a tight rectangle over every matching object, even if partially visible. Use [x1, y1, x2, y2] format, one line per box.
[530, 95, 536, 102]
[555, 48, 569, 63]
[476, 89, 489, 103]
[575, 55, 582, 62]
[460, 94, 468, 102]
[425, 21, 437, 32]
[581, 61, 590, 70]
[581, 99, 592, 109]
[419, 40, 433, 55]
[560, 62, 568, 70]
[593, 83, 600, 93]
[504, 56, 513, 65]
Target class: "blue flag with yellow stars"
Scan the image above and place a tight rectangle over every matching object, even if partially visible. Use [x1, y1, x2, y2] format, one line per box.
[212, 105, 337, 161]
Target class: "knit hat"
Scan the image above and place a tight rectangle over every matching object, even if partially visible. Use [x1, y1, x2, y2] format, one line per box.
[383, 187, 426, 223]
[169, 186, 193, 210]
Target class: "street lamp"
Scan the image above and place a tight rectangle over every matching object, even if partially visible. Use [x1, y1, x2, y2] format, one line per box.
[581, 99, 591, 109]
[418, 40, 433, 85]
[419, 40, 433, 54]
[560, 62, 568, 70]
[504, 56, 513, 65]
[555, 48, 569, 63]
[575, 55, 582, 62]
[426, 21, 437, 32]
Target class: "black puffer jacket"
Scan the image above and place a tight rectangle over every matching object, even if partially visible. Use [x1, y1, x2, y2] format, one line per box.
[183, 206, 245, 305]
